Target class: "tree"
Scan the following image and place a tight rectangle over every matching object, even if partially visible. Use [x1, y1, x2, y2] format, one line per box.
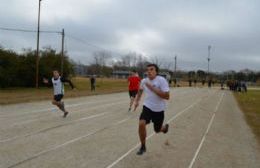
[0, 47, 74, 88]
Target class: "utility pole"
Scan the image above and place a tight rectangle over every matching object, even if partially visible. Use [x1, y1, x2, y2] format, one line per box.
[35, 0, 42, 88]
[174, 55, 177, 74]
[61, 28, 65, 75]
[174, 55, 177, 86]
[207, 45, 211, 80]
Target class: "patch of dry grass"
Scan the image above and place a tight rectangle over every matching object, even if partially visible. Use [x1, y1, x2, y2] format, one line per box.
[234, 90, 260, 144]
[0, 77, 127, 105]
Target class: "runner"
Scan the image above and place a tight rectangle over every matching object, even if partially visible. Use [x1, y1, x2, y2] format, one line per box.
[43, 70, 74, 118]
[134, 64, 170, 155]
[128, 70, 141, 112]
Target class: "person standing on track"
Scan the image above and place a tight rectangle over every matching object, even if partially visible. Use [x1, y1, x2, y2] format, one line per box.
[43, 70, 74, 118]
[134, 64, 170, 155]
[128, 70, 141, 112]
[90, 75, 96, 92]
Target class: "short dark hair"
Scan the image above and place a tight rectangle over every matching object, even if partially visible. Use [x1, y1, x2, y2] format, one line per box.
[147, 64, 159, 73]
[131, 69, 137, 73]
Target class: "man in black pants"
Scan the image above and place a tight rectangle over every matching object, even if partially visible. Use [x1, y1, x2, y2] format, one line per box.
[134, 64, 170, 155]
[43, 70, 74, 118]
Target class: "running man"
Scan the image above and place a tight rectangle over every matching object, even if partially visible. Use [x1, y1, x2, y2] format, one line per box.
[134, 64, 170, 155]
[43, 70, 74, 118]
[128, 70, 141, 112]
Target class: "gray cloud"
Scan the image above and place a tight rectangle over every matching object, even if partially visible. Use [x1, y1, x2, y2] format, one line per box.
[0, 0, 259, 71]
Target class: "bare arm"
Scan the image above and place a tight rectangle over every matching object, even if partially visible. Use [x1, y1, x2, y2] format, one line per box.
[133, 89, 143, 111]
[43, 78, 52, 87]
[61, 77, 75, 89]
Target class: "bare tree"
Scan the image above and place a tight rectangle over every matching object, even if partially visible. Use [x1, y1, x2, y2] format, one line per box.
[151, 56, 163, 68]
[92, 50, 112, 76]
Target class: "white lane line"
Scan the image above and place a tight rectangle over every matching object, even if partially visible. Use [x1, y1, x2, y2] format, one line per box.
[0, 87, 185, 118]
[188, 92, 224, 168]
[7, 116, 135, 168]
[1, 100, 129, 143]
[1, 100, 128, 143]
[0, 97, 126, 118]
[0, 112, 107, 143]
[9, 100, 128, 127]
[106, 97, 205, 168]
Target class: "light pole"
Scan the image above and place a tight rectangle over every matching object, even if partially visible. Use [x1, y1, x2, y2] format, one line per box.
[35, 0, 42, 88]
[61, 29, 65, 75]
[207, 45, 211, 80]
[174, 55, 177, 74]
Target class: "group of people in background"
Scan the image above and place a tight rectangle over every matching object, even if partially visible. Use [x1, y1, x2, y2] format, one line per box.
[227, 80, 247, 92]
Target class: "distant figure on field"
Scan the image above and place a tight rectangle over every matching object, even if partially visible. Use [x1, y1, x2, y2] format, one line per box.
[90, 75, 96, 91]
[208, 79, 212, 88]
[189, 79, 192, 87]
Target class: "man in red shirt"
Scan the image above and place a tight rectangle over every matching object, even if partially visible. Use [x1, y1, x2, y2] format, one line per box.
[128, 70, 141, 112]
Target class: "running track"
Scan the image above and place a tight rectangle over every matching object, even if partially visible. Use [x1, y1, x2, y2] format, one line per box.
[0, 88, 259, 168]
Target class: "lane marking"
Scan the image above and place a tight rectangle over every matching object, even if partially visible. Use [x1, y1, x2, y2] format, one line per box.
[188, 92, 225, 168]
[6, 100, 128, 128]
[106, 96, 206, 168]
[0, 87, 188, 118]
[0, 98, 126, 118]
[6, 90, 211, 168]
[2, 89, 194, 126]
[0, 101, 128, 143]
[6, 116, 135, 168]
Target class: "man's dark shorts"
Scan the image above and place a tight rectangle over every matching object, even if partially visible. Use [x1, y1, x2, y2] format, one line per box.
[54, 94, 63, 102]
[139, 106, 164, 132]
[129, 90, 138, 98]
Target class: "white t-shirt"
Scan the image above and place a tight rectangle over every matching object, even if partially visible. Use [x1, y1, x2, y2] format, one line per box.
[140, 76, 170, 112]
[52, 77, 64, 95]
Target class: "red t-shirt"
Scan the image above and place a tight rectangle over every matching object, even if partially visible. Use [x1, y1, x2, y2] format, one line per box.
[128, 76, 141, 91]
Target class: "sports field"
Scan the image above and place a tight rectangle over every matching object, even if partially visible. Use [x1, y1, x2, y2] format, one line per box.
[0, 88, 259, 168]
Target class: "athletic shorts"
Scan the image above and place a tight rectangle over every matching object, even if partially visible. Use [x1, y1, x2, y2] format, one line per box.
[129, 90, 138, 98]
[139, 106, 164, 132]
[54, 94, 63, 102]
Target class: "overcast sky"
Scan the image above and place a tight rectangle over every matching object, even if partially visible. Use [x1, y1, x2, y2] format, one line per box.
[1, 0, 260, 72]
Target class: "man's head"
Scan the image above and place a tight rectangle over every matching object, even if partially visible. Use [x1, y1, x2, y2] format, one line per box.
[146, 64, 159, 79]
[131, 69, 137, 76]
[53, 70, 60, 78]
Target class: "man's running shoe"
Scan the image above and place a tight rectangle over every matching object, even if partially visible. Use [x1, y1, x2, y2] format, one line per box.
[63, 111, 69, 118]
[163, 124, 169, 134]
[136, 146, 146, 155]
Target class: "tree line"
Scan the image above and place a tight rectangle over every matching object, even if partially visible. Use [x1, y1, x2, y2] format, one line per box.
[1, 46, 260, 88]
[0, 47, 74, 88]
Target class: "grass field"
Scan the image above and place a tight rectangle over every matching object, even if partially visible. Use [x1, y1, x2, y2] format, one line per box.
[234, 90, 260, 144]
[0, 77, 127, 105]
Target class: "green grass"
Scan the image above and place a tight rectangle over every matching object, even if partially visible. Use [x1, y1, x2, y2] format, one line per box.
[0, 77, 127, 105]
[234, 90, 260, 144]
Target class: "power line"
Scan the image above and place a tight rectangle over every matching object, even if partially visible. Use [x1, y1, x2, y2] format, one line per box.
[0, 26, 61, 34]
[1, 26, 126, 59]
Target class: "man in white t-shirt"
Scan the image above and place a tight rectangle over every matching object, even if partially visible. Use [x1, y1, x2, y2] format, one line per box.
[134, 64, 170, 155]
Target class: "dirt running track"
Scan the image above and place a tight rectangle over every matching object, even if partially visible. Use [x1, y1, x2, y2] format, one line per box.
[0, 88, 259, 168]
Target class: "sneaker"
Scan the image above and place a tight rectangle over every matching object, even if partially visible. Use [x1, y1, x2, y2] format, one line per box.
[63, 111, 69, 118]
[136, 146, 146, 155]
[163, 124, 169, 134]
